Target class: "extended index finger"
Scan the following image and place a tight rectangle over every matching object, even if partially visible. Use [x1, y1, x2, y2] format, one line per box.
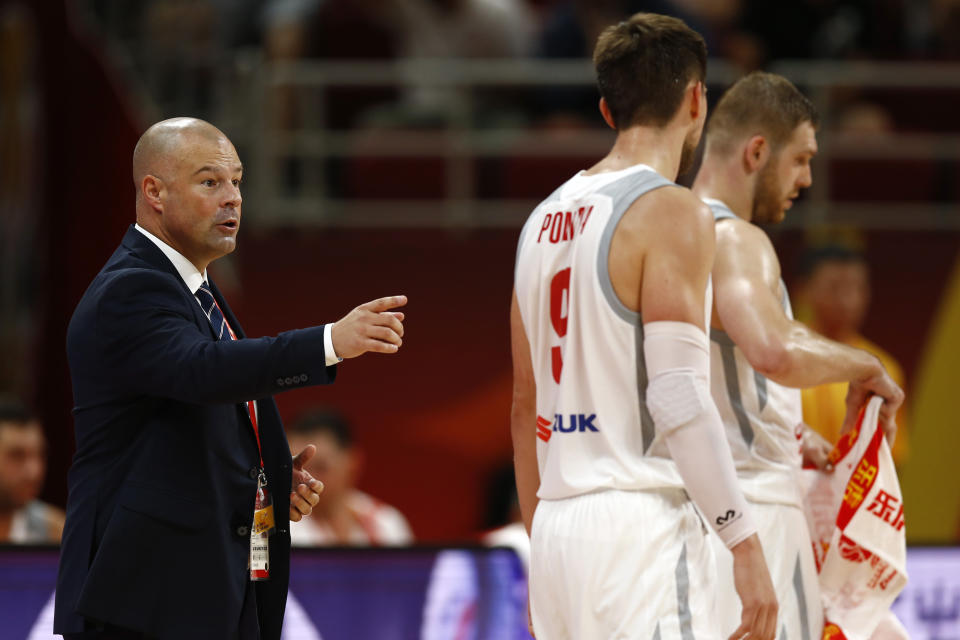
[359, 295, 408, 313]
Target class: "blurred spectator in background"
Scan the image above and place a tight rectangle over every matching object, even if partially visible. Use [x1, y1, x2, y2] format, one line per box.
[737, 0, 907, 63]
[797, 243, 910, 465]
[382, 0, 534, 64]
[0, 4, 41, 395]
[339, 0, 536, 129]
[533, 0, 783, 124]
[286, 408, 413, 546]
[928, 0, 960, 58]
[832, 101, 896, 137]
[535, 0, 730, 125]
[0, 397, 64, 544]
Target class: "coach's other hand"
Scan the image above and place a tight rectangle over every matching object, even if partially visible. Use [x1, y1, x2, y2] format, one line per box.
[729, 533, 779, 640]
[332, 295, 407, 359]
[290, 444, 323, 522]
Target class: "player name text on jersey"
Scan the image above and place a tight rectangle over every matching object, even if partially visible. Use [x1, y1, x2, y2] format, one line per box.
[536, 206, 594, 244]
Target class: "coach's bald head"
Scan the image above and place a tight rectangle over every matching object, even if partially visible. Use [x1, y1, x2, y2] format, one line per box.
[133, 117, 229, 194]
[133, 117, 244, 273]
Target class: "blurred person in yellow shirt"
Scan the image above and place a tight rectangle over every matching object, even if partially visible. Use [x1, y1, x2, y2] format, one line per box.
[797, 244, 909, 464]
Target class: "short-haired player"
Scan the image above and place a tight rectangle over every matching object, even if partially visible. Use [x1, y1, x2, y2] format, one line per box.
[512, 14, 778, 640]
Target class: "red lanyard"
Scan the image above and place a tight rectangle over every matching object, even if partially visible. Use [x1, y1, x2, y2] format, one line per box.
[211, 297, 264, 469]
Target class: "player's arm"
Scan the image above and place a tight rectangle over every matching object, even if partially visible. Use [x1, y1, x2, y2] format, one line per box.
[510, 288, 539, 535]
[638, 188, 778, 640]
[712, 219, 903, 441]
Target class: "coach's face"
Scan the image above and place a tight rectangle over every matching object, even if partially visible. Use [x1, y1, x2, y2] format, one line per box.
[753, 121, 817, 224]
[158, 134, 243, 271]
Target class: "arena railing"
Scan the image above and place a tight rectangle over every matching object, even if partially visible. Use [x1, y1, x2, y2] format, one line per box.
[130, 52, 960, 230]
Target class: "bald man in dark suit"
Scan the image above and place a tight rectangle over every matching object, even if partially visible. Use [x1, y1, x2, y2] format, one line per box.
[55, 117, 407, 640]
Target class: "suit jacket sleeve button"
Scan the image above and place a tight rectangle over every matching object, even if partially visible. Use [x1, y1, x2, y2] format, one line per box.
[236, 525, 249, 537]
[276, 378, 284, 386]
[300, 374, 308, 382]
[284, 377, 293, 385]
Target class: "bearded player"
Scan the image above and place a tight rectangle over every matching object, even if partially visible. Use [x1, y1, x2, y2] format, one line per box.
[691, 71, 904, 639]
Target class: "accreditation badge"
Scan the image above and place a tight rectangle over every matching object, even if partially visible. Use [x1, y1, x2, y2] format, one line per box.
[250, 469, 274, 581]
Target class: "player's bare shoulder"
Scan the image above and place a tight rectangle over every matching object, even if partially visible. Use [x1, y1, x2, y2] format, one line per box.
[716, 215, 775, 255]
[634, 185, 715, 259]
[713, 215, 782, 289]
[629, 184, 711, 223]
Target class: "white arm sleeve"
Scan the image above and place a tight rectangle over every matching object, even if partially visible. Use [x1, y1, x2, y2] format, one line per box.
[644, 320, 756, 548]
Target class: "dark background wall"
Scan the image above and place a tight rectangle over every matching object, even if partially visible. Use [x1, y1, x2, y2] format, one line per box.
[19, 0, 960, 540]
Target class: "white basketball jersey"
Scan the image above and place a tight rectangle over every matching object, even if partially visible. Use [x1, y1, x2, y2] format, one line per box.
[705, 198, 804, 507]
[515, 164, 709, 501]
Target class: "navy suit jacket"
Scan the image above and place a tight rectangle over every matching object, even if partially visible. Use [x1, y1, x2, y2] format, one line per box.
[55, 226, 336, 639]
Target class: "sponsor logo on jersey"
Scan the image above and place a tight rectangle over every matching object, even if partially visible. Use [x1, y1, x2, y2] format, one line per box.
[536, 415, 552, 442]
[535, 414, 601, 441]
[552, 413, 599, 433]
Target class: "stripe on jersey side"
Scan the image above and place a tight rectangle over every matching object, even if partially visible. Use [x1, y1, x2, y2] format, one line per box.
[755, 370, 769, 412]
[635, 320, 656, 452]
[711, 328, 756, 446]
[593, 170, 673, 453]
[707, 200, 793, 422]
[793, 553, 812, 640]
[705, 198, 737, 222]
[780, 278, 793, 315]
[595, 170, 675, 324]
[675, 543, 697, 640]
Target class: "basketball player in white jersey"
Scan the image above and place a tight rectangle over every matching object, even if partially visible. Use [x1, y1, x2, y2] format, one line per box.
[511, 14, 778, 640]
[691, 72, 905, 640]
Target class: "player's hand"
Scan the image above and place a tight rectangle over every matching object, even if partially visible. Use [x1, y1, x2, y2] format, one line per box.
[728, 534, 778, 640]
[841, 364, 903, 446]
[289, 444, 323, 522]
[331, 295, 407, 359]
[800, 423, 834, 472]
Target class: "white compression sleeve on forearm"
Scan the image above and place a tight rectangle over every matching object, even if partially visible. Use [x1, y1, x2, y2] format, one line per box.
[644, 320, 756, 548]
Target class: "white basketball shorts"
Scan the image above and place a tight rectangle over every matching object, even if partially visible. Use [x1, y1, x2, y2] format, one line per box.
[529, 488, 720, 640]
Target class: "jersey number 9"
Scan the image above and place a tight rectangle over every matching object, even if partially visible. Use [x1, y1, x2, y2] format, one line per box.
[550, 267, 571, 383]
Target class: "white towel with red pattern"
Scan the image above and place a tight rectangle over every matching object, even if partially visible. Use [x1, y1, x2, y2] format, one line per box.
[800, 395, 908, 640]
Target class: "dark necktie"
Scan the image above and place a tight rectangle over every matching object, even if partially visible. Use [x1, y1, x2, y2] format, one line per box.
[195, 280, 231, 340]
[195, 281, 258, 427]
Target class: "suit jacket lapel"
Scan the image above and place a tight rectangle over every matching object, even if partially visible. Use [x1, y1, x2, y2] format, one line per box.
[121, 226, 181, 280]
[120, 226, 218, 339]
